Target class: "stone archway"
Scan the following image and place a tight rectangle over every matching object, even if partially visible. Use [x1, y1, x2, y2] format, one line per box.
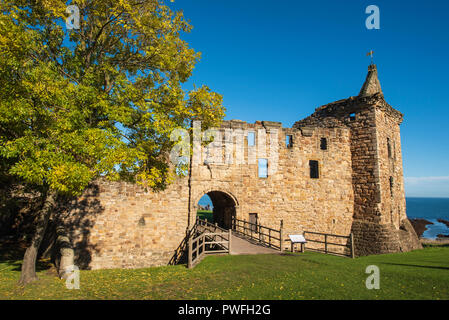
[197, 191, 237, 230]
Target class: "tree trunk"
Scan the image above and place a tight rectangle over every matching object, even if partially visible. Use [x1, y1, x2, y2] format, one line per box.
[19, 191, 56, 285]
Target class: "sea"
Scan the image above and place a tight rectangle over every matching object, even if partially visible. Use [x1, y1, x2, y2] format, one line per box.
[406, 197, 449, 239]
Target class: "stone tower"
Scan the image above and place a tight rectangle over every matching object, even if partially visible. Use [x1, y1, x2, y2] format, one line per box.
[295, 64, 421, 255]
[350, 64, 422, 255]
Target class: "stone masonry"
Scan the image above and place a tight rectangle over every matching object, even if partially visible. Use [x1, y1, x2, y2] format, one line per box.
[62, 64, 421, 269]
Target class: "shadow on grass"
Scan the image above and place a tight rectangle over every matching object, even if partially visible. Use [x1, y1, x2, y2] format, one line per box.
[422, 243, 449, 248]
[381, 262, 449, 271]
[278, 252, 307, 257]
[0, 259, 53, 272]
[1, 183, 105, 274]
[0, 240, 25, 262]
[0, 239, 53, 272]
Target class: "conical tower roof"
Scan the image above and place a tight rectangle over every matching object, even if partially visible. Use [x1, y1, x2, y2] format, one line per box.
[359, 64, 383, 97]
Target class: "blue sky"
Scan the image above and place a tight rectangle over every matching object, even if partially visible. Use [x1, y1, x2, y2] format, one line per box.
[170, 0, 449, 197]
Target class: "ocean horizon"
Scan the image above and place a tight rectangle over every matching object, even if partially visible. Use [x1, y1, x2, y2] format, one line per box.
[406, 197, 449, 220]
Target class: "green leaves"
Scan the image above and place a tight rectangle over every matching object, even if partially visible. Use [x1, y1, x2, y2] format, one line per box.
[0, 0, 225, 196]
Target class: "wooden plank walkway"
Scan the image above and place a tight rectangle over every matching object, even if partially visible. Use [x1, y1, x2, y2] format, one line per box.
[230, 233, 279, 255]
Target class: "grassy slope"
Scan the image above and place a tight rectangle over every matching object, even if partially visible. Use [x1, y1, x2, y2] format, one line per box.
[196, 210, 214, 222]
[0, 246, 448, 300]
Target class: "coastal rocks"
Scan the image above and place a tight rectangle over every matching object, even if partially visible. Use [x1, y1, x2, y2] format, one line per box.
[410, 218, 449, 240]
[437, 219, 449, 229]
[437, 219, 449, 239]
[398, 219, 422, 252]
[409, 218, 434, 238]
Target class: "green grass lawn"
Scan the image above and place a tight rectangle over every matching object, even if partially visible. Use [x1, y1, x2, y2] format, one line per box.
[197, 210, 214, 223]
[1, 245, 448, 300]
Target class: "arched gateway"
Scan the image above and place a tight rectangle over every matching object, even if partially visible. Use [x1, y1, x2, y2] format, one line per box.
[196, 191, 237, 230]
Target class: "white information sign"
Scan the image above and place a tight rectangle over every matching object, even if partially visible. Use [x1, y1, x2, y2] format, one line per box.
[289, 234, 306, 243]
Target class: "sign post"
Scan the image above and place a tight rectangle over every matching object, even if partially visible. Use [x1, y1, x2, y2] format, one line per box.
[288, 234, 307, 253]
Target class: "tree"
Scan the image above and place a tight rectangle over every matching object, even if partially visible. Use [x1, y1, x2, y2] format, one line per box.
[0, 0, 225, 284]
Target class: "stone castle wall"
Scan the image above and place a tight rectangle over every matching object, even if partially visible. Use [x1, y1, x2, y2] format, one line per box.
[294, 90, 421, 256]
[61, 178, 190, 269]
[63, 120, 356, 269]
[189, 121, 354, 240]
[62, 65, 421, 270]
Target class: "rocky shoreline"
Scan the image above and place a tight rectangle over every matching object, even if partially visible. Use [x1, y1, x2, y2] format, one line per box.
[437, 219, 449, 238]
[420, 237, 449, 246]
[410, 218, 449, 239]
[437, 218, 449, 228]
[410, 218, 434, 238]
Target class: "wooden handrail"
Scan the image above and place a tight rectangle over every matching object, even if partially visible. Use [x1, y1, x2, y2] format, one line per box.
[230, 217, 354, 258]
[297, 230, 355, 258]
[304, 230, 351, 239]
[231, 216, 282, 250]
[197, 217, 228, 233]
[187, 219, 233, 268]
[232, 217, 281, 233]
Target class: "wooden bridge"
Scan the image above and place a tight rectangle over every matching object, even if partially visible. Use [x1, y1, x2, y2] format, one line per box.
[186, 218, 280, 268]
[168, 216, 355, 268]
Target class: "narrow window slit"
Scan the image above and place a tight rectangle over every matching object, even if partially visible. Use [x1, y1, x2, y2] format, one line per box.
[286, 135, 293, 148]
[320, 138, 327, 150]
[248, 131, 255, 147]
[309, 160, 319, 179]
[258, 159, 268, 178]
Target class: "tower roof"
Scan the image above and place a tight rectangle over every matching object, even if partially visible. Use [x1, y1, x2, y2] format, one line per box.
[359, 64, 383, 97]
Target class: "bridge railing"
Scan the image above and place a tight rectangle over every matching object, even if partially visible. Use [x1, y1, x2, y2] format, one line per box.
[301, 231, 355, 258]
[197, 217, 228, 233]
[231, 216, 354, 258]
[231, 216, 284, 251]
[187, 218, 232, 268]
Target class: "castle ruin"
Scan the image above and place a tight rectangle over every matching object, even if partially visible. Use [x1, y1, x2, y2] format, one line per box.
[62, 64, 421, 270]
